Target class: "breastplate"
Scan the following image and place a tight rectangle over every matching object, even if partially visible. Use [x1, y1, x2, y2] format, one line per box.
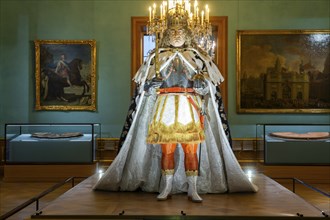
[160, 56, 193, 88]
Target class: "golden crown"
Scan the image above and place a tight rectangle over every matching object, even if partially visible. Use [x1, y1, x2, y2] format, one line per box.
[166, 7, 189, 29]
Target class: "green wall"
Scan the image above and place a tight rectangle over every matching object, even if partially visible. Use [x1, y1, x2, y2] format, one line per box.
[0, 0, 329, 138]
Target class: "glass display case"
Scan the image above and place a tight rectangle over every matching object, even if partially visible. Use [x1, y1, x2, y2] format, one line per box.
[256, 124, 330, 165]
[5, 123, 100, 164]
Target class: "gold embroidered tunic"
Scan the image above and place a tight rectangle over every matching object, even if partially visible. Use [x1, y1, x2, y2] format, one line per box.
[146, 55, 205, 144]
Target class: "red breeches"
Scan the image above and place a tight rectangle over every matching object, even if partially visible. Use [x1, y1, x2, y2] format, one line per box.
[161, 143, 199, 171]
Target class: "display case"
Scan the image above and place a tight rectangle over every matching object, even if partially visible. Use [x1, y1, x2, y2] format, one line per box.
[5, 123, 100, 164]
[256, 124, 330, 165]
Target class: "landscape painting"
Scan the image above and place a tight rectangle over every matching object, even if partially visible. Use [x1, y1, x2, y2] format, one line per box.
[236, 30, 330, 113]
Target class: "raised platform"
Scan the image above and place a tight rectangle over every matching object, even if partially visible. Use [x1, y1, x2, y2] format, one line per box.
[27, 173, 327, 219]
[4, 164, 96, 182]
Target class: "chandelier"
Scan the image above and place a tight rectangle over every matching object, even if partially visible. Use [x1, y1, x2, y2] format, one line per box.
[147, 0, 213, 53]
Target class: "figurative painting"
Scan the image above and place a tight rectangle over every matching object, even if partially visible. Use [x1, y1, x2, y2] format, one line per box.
[236, 30, 330, 113]
[35, 40, 96, 111]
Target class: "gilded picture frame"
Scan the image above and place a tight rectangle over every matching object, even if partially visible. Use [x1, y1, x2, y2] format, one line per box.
[236, 30, 330, 113]
[35, 40, 96, 111]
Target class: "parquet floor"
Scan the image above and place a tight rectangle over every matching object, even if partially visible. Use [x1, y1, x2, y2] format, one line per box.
[0, 180, 73, 220]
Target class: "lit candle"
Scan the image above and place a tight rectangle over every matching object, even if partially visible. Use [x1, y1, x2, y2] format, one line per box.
[185, 0, 189, 10]
[163, 1, 167, 13]
[201, 10, 204, 25]
[149, 6, 152, 22]
[160, 4, 163, 19]
[194, 0, 198, 18]
[168, 0, 172, 9]
[206, 5, 209, 21]
[196, 7, 199, 19]
[153, 3, 156, 19]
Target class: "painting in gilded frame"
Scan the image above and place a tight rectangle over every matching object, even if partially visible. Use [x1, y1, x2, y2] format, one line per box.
[236, 30, 330, 113]
[35, 40, 96, 111]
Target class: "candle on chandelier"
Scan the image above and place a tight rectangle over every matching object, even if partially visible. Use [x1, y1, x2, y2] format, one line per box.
[185, 0, 189, 10]
[163, 1, 167, 13]
[186, 2, 190, 15]
[168, 0, 173, 9]
[205, 4, 209, 21]
[194, 0, 198, 18]
[196, 7, 199, 19]
[201, 10, 204, 26]
[149, 7, 152, 22]
[153, 3, 156, 19]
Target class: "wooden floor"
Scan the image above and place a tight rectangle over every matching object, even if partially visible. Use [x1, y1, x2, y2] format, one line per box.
[1, 173, 329, 220]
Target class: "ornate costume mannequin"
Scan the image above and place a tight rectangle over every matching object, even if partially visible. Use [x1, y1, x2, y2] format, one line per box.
[145, 23, 209, 202]
[93, 3, 258, 201]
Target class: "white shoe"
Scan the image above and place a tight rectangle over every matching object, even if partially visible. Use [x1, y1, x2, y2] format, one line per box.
[157, 175, 173, 201]
[187, 175, 203, 203]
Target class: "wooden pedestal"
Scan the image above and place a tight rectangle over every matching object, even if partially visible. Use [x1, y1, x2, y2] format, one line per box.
[3, 164, 97, 182]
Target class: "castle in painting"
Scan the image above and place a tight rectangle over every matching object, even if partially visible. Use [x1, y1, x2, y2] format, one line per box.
[241, 54, 330, 109]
